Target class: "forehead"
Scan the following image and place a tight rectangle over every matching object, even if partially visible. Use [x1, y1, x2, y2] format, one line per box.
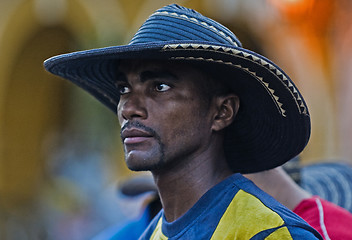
[117, 59, 203, 78]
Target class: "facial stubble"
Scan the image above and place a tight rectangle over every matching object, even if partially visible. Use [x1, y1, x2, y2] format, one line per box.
[121, 121, 165, 171]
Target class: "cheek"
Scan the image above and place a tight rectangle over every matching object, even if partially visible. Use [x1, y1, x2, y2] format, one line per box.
[117, 103, 123, 122]
[156, 104, 208, 142]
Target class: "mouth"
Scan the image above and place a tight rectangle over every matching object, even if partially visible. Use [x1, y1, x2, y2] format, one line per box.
[121, 128, 154, 145]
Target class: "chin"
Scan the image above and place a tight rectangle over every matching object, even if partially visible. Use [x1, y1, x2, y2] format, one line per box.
[125, 155, 164, 172]
[127, 163, 162, 172]
[125, 151, 165, 172]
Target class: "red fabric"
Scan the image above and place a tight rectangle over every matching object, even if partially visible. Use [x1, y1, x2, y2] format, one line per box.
[293, 196, 352, 240]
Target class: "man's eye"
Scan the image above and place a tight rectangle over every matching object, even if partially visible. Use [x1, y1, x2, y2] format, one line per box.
[155, 83, 171, 92]
[117, 85, 131, 95]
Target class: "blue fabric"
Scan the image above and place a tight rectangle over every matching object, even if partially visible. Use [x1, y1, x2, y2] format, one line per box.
[301, 162, 352, 213]
[139, 174, 322, 239]
[92, 205, 151, 240]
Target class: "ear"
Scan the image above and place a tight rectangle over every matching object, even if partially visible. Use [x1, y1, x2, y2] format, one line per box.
[211, 94, 239, 131]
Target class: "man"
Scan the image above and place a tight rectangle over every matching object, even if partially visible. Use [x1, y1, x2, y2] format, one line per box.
[44, 4, 322, 239]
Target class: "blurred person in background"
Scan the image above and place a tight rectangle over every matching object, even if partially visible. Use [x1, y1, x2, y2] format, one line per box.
[92, 175, 161, 240]
[246, 164, 352, 240]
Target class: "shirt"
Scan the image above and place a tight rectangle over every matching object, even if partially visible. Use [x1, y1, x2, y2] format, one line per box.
[294, 196, 352, 240]
[139, 174, 322, 239]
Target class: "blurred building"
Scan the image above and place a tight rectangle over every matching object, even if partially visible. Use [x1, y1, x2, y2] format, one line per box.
[0, 0, 351, 239]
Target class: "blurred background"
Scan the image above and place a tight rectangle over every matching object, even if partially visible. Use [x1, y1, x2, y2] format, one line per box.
[0, 0, 351, 239]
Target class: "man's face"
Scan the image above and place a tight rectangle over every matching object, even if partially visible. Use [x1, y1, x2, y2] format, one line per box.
[116, 60, 215, 171]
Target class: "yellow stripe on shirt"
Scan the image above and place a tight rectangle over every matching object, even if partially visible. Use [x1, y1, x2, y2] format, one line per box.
[210, 189, 293, 239]
[265, 226, 291, 239]
[150, 217, 168, 240]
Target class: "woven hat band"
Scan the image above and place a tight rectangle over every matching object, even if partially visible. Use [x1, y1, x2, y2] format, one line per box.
[129, 6, 241, 47]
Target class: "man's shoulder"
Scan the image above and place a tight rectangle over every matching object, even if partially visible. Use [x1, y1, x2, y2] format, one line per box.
[217, 175, 323, 239]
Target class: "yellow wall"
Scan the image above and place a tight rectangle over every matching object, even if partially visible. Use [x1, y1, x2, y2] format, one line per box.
[0, 0, 97, 209]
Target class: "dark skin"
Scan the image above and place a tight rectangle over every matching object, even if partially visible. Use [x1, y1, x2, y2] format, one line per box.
[117, 59, 239, 222]
[245, 167, 311, 211]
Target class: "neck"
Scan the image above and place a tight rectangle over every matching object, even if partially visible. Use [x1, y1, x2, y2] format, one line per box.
[152, 143, 232, 222]
[245, 167, 311, 210]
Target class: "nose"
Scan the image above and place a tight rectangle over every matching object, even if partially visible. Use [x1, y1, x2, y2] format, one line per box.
[118, 93, 147, 121]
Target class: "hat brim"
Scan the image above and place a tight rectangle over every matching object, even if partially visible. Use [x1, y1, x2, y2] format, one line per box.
[44, 40, 310, 173]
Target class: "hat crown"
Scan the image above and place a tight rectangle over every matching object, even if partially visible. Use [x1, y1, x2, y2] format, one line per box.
[129, 4, 242, 47]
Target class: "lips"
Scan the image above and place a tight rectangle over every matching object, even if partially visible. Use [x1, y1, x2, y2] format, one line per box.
[121, 128, 153, 144]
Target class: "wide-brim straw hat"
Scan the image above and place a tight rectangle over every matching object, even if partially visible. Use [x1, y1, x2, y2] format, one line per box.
[44, 4, 310, 173]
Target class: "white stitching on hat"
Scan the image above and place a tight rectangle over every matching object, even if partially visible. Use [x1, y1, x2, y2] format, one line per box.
[163, 43, 308, 116]
[152, 11, 239, 47]
[169, 56, 286, 117]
